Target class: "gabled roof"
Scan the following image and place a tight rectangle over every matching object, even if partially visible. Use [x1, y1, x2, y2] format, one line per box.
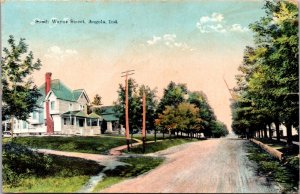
[73, 89, 84, 100]
[96, 106, 119, 122]
[88, 112, 102, 119]
[102, 114, 119, 122]
[62, 110, 88, 117]
[62, 111, 103, 120]
[38, 79, 88, 102]
[100, 106, 116, 115]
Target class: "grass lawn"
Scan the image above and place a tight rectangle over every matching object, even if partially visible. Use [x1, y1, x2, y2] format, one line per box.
[3, 142, 104, 193]
[92, 177, 125, 192]
[3, 175, 90, 193]
[93, 156, 164, 192]
[126, 138, 199, 154]
[9, 135, 137, 154]
[247, 142, 299, 192]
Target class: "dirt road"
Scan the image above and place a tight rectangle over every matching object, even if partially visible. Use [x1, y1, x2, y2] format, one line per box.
[102, 137, 280, 193]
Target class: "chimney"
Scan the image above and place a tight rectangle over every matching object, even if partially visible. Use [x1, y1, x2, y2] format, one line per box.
[45, 72, 52, 95]
[45, 72, 54, 134]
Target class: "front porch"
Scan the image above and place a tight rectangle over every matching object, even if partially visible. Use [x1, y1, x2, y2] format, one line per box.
[61, 111, 102, 136]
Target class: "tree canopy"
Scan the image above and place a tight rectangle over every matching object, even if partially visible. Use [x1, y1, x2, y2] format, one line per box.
[1, 35, 42, 136]
[114, 78, 158, 133]
[231, 0, 298, 144]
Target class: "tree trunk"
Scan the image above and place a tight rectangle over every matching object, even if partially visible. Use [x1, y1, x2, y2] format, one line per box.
[275, 122, 280, 142]
[286, 123, 293, 145]
[268, 124, 272, 139]
[264, 127, 268, 138]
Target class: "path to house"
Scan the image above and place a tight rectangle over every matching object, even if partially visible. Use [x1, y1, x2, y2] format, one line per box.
[101, 136, 281, 193]
[34, 138, 161, 193]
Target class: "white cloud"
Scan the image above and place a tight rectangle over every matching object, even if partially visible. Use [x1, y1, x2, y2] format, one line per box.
[146, 34, 195, 51]
[44, 46, 78, 60]
[163, 34, 176, 42]
[229, 24, 249, 32]
[196, 12, 248, 34]
[146, 36, 162, 45]
[201, 13, 224, 23]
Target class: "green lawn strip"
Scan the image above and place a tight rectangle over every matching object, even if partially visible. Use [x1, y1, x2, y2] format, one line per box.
[3, 175, 90, 193]
[93, 156, 164, 192]
[92, 177, 125, 192]
[247, 142, 299, 192]
[10, 136, 136, 154]
[126, 138, 198, 154]
[3, 142, 104, 192]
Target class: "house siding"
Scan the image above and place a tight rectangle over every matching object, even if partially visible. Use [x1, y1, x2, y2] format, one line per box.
[53, 115, 62, 132]
[10, 78, 101, 136]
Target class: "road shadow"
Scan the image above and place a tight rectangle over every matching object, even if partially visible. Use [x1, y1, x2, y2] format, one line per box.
[226, 137, 247, 141]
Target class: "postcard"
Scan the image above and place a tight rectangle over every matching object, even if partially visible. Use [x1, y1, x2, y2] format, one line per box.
[1, 0, 299, 193]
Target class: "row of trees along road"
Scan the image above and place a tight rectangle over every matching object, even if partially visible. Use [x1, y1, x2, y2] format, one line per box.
[231, 0, 299, 145]
[114, 80, 229, 139]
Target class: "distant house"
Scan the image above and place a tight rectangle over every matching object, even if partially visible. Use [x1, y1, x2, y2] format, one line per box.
[12, 72, 102, 135]
[98, 106, 122, 134]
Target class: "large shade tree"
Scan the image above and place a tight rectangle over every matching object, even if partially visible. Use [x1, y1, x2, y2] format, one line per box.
[155, 102, 202, 138]
[1, 35, 42, 137]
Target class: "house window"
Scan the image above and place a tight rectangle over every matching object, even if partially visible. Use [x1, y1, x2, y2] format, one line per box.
[51, 101, 55, 110]
[33, 111, 37, 119]
[71, 118, 74, 125]
[92, 119, 98, 126]
[69, 103, 73, 111]
[23, 121, 27, 129]
[64, 118, 67, 125]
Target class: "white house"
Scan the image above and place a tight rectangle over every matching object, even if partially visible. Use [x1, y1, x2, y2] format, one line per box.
[12, 72, 102, 136]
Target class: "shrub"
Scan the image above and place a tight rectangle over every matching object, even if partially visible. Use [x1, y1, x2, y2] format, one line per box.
[2, 142, 53, 185]
[2, 142, 104, 187]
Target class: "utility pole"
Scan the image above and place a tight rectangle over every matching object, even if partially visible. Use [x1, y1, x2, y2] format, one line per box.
[223, 77, 237, 100]
[121, 70, 135, 151]
[142, 91, 146, 153]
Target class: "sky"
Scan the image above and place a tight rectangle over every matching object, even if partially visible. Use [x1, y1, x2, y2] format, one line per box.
[2, 0, 267, 130]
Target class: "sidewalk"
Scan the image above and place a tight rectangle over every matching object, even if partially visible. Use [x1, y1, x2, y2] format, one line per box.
[108, 138, 163, 156]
